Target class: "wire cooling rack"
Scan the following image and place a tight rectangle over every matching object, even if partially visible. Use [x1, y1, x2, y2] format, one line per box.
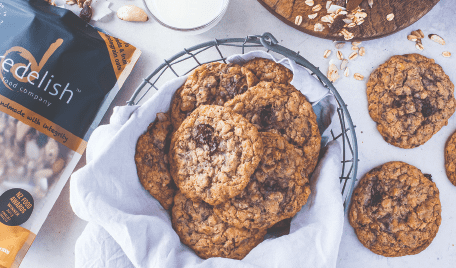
[127, 32, 358, 214]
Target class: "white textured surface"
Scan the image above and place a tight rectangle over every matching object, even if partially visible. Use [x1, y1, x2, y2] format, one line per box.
[20, 0, 456, 267]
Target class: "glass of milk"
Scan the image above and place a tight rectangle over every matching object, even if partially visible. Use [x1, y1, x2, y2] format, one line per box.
[143, 0, 230, 34]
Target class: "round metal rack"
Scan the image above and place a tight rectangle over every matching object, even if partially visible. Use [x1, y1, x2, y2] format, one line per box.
[127, 32, 358, 214]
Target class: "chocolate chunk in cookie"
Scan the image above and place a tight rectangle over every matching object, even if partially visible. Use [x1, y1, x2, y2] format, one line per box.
[349, 161, 441, 257]
[214, 132, 311, 230]
[135, 112, 177, 210]
[242, 58, 293, 85]
[444, 131, 456, 186]
[170, 62, 259, 130]
[367, 54, 455, 148]
[224, 81, 321, 175]
[172, 192, 266, 260]
[169, 105, 263, 205]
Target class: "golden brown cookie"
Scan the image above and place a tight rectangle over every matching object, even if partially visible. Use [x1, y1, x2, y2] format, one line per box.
[444, 131, 456, 186]
[170, 62, 259, 130]
[224, 81, 321, 175]
[367, 54, 455, 148]
[172, 192, 266, 260]
[214, 132, 311, 230]
[134, 112, 177, 210]
[242, 58, 293, 85]
[169, 105, 263, 206]
[349, 161, 441, 257]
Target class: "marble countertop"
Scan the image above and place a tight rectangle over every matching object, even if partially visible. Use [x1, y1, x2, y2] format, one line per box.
[19, 0, 456, 267]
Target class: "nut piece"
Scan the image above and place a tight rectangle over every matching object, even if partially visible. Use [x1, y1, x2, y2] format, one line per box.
[321, 15, 334, 23]
[312, 4, 322, 12]
[305, 0, 314, 6]
[344, 67, 349, 77]
[412, 30, 425, 39]
[327, 64, 340, 82]
[354, 73, 364, 80]
[348, 51, 358, 60]
[323, 50, 332, 58]
[295, 15, 303, 26]
[337, 50, 344, 60]
[442, 51, 451, 58]
[335, 42, 345, 49]
[308, 13, 318, 19]
[429, 34, 445, 45]
[326, 1, 332, 10]
[117, 5, 148, 22]
[340, 59, 348, 70]
[340, 29, 354, 40]
[407, 34, 418, 42]
[314, 23, 325, 32]
[386, 13, 394, 21]
[359, 47, 365, 56]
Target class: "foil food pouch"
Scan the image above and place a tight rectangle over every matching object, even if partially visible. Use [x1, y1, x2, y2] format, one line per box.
[0, 0, 141, 267]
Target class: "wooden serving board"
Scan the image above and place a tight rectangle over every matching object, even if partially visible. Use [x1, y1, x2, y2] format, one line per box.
[258, 0, 440, 41]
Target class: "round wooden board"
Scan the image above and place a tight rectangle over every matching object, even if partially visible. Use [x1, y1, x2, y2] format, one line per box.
[258, 0, 440, 41]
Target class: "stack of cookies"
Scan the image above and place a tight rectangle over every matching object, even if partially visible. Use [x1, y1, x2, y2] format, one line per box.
[135, 58, 322, 259]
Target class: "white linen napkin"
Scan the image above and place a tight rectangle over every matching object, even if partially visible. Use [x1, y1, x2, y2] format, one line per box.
[70, 51, 344, 268]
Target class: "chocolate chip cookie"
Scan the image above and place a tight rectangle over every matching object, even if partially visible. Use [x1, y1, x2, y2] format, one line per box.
[242, 58, 293, 85]
[224, 81, 321, 175]
[170, 62, 259, 130]
[172, 192, 266, 260]
[367, 54, 455, 149]
[169, 105, 263, 206]
[444, 131, 456, 186]
[214, 132, 311, 230]
[135, 112, 177, 210]
[349, 161, 441, 257]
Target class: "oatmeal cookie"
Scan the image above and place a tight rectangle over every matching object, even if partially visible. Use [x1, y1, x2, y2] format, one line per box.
[367, 54, 455, 148]
[444, 131, 456, 186]
[134, 112, 177, 210]
[170, 62, 259, 130]
[172, 192, 266, 260]
[349, 161, 441, 257]
[224, 81, 321, 175]
[214, 132, 311, 230]
[242, 58, 293, 85]
[169, 105, 263, 205]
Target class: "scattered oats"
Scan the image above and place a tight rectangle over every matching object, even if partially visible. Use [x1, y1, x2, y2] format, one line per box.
[340, 59, 349, 70]
[352, 41, 362, 46]
[343, 18, 353, 24]
[349, 51, 358, 60]
[326, 1, 332, 10]
[337, 50, 344, 60]
[308, 13, 318, 19]
[417, 29, 425, 38]
[314, 23, 325, 32]
[347, 22, 356, 28]
[415, 41, 424, 51]
[442, 51, 451, 58]
[429, 34, 445, 45]
[305, 0, 314, 6]
[295, 15, 303, 26]
[321, 15, 334, 23]
[324, 49, 332, 58]
[335, 42, 345, 49]
[354, 73, 364, 80]
[407, 34, 418, 42]
[344, 67, 350, 77]
[352, 46, 359, 51]
[359, 47, 366, 56]
[66, 0, 76, 5]
[327, 64, 340, 82]
[340, 29, 354, 40]
[356, 12, 367, 19]
[412, 30, 425, 39]
[368, 0, 373, 8]
[356, 18, 365, 25]
[386, 13, 394, 21]
[312, 4, 322, 12]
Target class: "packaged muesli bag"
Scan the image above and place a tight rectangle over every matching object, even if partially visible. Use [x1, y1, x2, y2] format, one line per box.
[0, 0, 141, 267]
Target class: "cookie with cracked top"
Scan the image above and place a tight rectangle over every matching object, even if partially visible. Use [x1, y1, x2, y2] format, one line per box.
[349, 161, 441, 257]
[170, 62, 259, 130]
[367, 54, 455, 148]
[214, 132, 311, 230]
[444, 131, 456, 186]
[172, 192, 266, 260]
[224, 81, 321, 175]
[134, 112, 177, 210]
[242, 57, 293, 85]
[169, 105, 263, 206]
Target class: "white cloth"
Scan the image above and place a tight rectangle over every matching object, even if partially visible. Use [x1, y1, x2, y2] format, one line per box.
[70, 51, 344, 268]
